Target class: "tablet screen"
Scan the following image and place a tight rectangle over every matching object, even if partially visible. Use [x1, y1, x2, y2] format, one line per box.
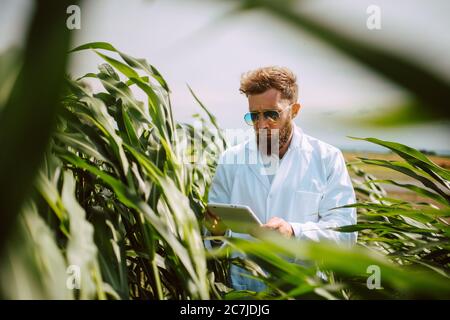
[207, 203, 262, 234]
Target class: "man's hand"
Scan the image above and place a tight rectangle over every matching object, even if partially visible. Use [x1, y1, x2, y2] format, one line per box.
[262, 217, 294, 238]
[204, 209, 227, 236]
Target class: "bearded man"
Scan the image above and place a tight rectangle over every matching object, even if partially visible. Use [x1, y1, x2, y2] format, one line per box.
[205, 66, 357, 292]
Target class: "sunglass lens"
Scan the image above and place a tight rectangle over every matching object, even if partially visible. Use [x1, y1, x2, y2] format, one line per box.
[244, 113, 257, 125]
[264, 111, 280, 121]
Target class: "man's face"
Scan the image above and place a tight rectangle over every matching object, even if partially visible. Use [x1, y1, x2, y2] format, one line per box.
[247, 88, 299, 154]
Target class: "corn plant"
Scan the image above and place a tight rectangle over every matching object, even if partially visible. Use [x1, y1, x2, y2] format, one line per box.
[341, 139, 450, 286]
[2, 41, 227, 299]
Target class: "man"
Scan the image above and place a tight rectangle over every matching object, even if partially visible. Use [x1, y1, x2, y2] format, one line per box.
[205, 66, 357, 291]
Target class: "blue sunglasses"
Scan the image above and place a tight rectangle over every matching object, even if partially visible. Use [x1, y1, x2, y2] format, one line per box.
[244, 105, 292, 126]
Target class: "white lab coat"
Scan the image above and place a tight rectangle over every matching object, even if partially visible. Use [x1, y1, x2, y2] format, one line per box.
[207, 125, 357, 291]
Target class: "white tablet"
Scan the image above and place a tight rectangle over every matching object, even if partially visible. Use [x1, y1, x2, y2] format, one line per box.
[207, 202, 262, 234]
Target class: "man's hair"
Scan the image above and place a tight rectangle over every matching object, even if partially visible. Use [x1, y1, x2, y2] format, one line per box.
[239, 66, 298, 103]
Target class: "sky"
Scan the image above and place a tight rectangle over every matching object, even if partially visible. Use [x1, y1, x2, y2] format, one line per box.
[1, 0, 449, 153]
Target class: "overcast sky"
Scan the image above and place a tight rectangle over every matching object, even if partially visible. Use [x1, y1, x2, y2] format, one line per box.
[1, 0, 449, 153]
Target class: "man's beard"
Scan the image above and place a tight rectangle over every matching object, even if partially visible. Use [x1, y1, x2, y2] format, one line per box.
[256, 121, 293, 156]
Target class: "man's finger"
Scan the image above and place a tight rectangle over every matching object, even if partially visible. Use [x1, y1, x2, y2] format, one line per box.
[262, 221, 282, 229]
[206, 209, 219, 221]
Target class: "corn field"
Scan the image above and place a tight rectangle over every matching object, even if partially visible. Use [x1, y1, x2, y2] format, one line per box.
[0, 40, 449, 300]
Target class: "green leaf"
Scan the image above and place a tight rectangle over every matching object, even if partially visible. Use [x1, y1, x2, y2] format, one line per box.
[350, 137, 450, 184]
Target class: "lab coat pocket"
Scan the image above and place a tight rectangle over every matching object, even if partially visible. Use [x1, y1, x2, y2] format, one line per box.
[292, 190, 323, 222]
